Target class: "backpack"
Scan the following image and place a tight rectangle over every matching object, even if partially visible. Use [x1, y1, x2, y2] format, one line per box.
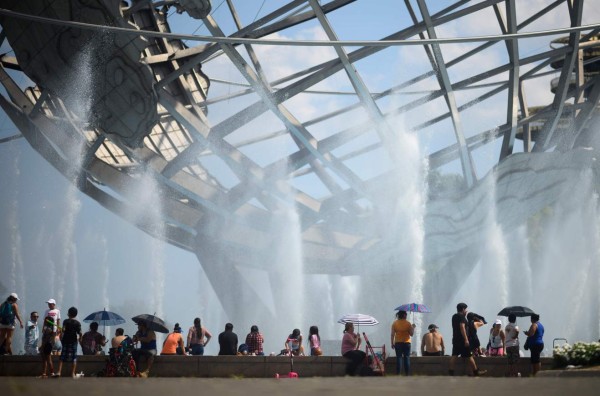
[0, 301, 15, 325]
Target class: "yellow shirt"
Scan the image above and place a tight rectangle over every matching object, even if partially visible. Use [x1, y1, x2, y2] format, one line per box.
[392, 319, 412, 343]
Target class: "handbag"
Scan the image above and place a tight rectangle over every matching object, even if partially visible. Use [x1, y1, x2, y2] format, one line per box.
[524, 337, 530, 351]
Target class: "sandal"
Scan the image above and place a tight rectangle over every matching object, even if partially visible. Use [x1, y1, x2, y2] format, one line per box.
[51, 373, 60, 378]
[38, 374, 48, 379]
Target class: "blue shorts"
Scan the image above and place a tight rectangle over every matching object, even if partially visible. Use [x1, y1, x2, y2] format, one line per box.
[60, 342, 78, 362]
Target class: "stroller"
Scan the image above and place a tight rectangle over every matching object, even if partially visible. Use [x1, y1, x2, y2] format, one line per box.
[99, 336, 137, 377]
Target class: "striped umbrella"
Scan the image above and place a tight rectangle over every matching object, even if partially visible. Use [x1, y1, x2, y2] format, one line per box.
[338, 313, 379, 333]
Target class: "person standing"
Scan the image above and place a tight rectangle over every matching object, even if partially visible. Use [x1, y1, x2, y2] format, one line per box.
[39, 316, 56, 378]
[524, 313, 544, 376]
[24, 311, 40, 355]
[504, 313, 520, 377]
[245, 325, 264, 355]
[448, 302, 485, 376]
[390, 310, 415, 375]
[186, 317, 212, 355]
[466, 312, 486, 356]
[218, 323, 238, 355]
[488, 319, 506, 356]
[43, 298, 61, 333]
[341, 322, 366, 376]
[55, 307, 82, 378]
[421, 324, 445, 356]
[0, 293, 24, 355]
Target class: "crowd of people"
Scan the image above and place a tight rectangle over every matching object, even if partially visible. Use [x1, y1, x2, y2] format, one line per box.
[388, 302, 545, 377]
[0, 293, 546, 378]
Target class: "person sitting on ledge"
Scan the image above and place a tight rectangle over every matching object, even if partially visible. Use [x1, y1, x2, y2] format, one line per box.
[341, 322, 366, 376]
[285, 328, 304, 356]
[421, 324, 445, 356]
[81, 321, 106, 355]
[245, 325, 264, 356]
[132, 321, 156, 377]
[161, 323, 185, 355]
[218, 322, 238, 355]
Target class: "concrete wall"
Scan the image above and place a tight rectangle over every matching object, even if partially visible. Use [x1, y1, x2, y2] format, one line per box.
[0, 355, 553, 377]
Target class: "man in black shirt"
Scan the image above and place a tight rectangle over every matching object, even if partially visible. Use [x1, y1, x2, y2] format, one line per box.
[218, 323, 238, 355]
[448, 302, 485, 376]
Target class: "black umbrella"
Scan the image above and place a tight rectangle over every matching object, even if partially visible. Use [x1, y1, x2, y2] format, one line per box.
[497, 306, 536, 317]
[132, 314, 169, 333]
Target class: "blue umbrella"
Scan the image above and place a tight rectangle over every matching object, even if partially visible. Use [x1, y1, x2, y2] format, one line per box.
[83, 309, 126, 335]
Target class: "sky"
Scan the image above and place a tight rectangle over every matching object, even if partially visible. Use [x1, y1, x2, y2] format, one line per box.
[1, 0, 600, 355]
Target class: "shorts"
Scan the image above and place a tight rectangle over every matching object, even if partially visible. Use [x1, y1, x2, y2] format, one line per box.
[0, 324, 15, 330]
[530, 343, 544, 364]
[190, 344, 204, 356]
[451, 342, 472, 357]
[423, 351, 443, 356]
[41, 342, 53, 356]
[506, 345, 519, 364]
[133, 348, 157, 360]
[60, 342, 78, 362]
[488, 346, 504, 356]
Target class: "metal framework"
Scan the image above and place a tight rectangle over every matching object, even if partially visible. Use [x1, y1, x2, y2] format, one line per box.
[1, 0, 600, 320]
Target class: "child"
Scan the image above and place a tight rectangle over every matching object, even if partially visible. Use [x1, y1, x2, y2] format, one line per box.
[309, 325, 322, 356]
[55, 307, 82, 378]
[40, 316, 56, 378]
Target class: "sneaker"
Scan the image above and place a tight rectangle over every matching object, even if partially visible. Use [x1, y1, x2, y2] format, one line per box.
[73, 373, 84, 379]
[51, 373, 60, 379]
[475, 369, 487, 376]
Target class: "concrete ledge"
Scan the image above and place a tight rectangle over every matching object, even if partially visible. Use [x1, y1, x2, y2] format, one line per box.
[0, 355, 554, 377]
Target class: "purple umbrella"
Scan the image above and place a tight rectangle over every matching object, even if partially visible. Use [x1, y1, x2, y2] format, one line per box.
[394, 303, 432, 322]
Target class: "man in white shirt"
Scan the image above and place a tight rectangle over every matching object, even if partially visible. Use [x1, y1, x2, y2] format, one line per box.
[24, 311, 40, 355]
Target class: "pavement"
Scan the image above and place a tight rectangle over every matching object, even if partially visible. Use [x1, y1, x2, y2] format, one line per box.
[2, 376, 600, 396]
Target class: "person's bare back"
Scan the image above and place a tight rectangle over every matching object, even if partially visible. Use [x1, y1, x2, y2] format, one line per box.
[422, 327, 444, 355]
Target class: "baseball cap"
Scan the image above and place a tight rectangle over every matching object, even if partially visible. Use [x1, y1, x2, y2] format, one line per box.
[9, 292, 19, 300]
[428, 324, 438, 330]
[494, 319, 502, 325]
[46, 298, 56, 305]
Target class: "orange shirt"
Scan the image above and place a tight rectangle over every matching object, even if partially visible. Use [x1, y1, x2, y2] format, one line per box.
[162, 333, 183, 354]
[392, 319, 412, 343]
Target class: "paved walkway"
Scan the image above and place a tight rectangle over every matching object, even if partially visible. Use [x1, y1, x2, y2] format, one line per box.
[2, 376, 600, 396]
